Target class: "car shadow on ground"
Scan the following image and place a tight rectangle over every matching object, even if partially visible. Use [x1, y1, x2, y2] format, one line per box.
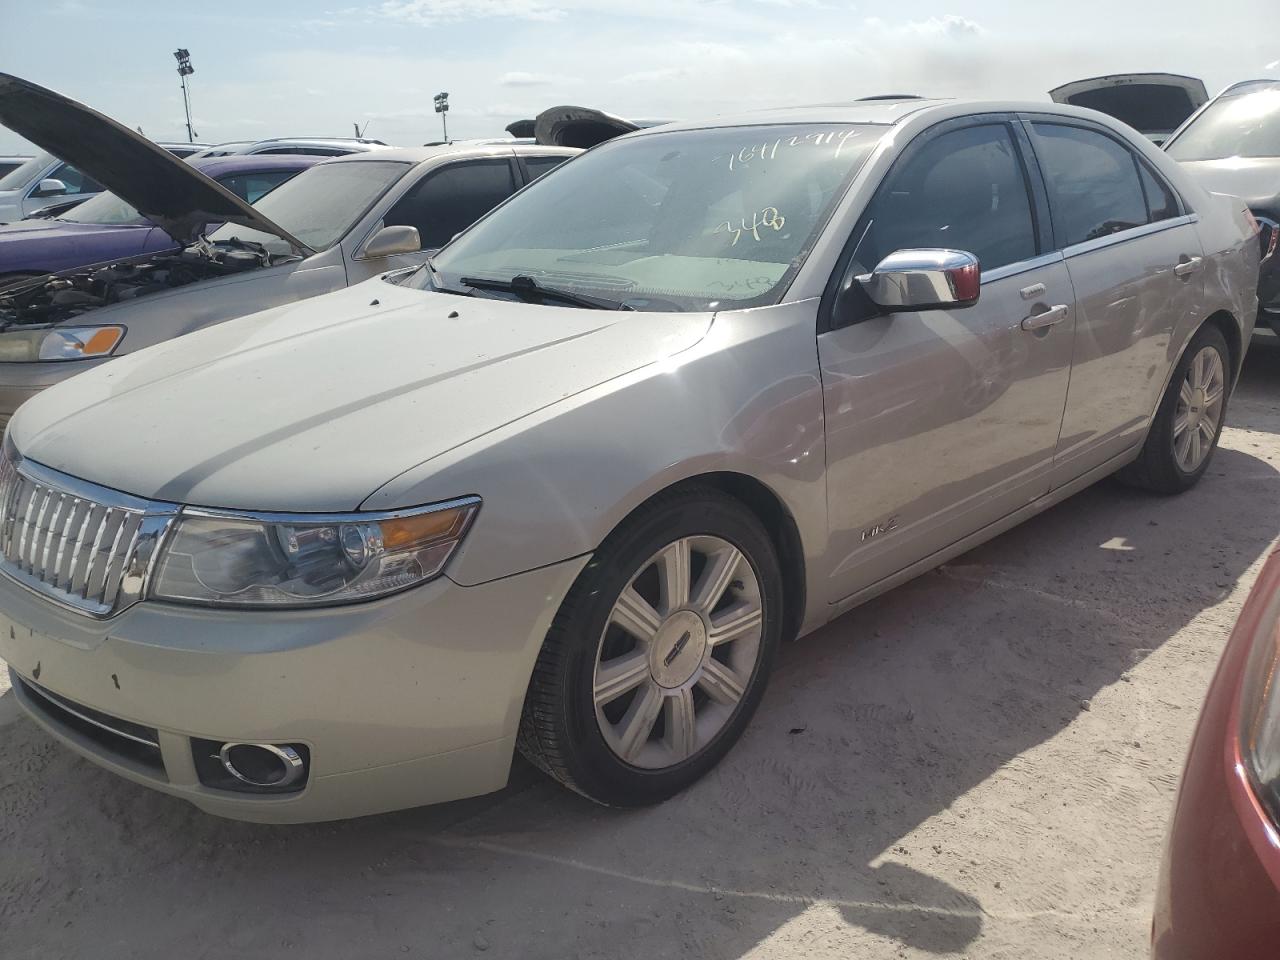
[2, 403, 1278, 958]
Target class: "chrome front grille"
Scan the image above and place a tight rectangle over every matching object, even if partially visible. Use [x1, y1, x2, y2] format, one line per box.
[0, 452, 177, 617]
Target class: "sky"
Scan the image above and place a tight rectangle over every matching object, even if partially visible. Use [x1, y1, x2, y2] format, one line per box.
[0, 0, 1276, 153]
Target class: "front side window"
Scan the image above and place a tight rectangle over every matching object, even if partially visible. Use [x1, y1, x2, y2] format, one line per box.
[1165, 85, 1280, 161]
[384, 160, 517, 250]
[208, 159, 410, 253]
[423, 123, 883, 311]
[852, 123, 1038, 274]
[1032, 123, 1148, 246]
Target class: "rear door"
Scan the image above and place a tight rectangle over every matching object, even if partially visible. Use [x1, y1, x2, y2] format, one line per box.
[345, 156, 521, 283]
[1022, 116, 1205, 483]
[817, 116, 1077, 601]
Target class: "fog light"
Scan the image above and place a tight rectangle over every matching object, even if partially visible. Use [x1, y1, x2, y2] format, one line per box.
[192, 738, 309, 794]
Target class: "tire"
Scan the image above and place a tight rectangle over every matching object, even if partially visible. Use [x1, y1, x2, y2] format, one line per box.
[517, 485, 783, 806]
[1119, 323, 1231, 494]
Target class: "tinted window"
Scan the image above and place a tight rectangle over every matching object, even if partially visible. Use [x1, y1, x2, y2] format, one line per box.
[385, 160, 517, 249]
[524, 155, 569, 182]
[1032, 124, 1147, 246]
[45, 163, 103, 196]
[1138, 162, 1179, 222]
[853, 124, 1037, 273]
[1166, 85, 1280, 161]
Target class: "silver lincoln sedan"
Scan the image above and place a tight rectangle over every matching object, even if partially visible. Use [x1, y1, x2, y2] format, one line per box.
[0, 98, 1260, 822]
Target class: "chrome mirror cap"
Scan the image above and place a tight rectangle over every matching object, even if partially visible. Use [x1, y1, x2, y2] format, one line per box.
[361, 224, 422, 259]
[857, 248, 981, 311]
[35, 177, 67, 196]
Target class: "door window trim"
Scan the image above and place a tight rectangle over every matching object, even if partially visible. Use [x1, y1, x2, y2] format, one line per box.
[818, 113, 1050, 333]
[1060, 212, 1199, 261]
[1016, 114, 1190, 252]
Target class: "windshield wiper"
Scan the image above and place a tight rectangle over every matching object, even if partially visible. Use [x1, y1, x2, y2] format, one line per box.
[460, 274, 631, 311]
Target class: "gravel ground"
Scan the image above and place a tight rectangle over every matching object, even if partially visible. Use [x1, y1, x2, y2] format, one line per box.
[3, 339, 1280, 960]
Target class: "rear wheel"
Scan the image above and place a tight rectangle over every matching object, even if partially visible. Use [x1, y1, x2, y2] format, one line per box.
[1120, 324, 1230, 493]
[517, 487, 782, 806]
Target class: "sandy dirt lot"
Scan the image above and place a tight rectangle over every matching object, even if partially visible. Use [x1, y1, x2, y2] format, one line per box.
[3, 340, 1280, 960]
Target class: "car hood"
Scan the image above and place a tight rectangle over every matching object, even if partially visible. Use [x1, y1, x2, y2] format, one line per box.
[532, 106, 673, 147]
[1050, 73, 1208, 139]
[0, 72, 310, 251]
[1177, 158, 1280, 216]
[10, 278, 713, 511]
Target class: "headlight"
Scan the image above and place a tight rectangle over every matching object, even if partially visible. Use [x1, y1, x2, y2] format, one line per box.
[0, 325, 125, 362]
[150, 498, 480, 608]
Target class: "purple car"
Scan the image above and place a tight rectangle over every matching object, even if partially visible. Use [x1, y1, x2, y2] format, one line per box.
[0, 154, 319, 284]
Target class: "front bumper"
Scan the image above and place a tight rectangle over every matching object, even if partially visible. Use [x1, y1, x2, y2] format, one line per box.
[0, 358, 111, 433]
[0, 553, 588, 822]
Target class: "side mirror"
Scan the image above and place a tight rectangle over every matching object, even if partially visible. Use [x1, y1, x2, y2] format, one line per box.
[857, 248, 980, 311]
[34, 178, 68, 197]
[361, 224, 422, 259]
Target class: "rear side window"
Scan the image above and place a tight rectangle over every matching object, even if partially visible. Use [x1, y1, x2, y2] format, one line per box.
[524, 155, 568, 182]
[384, 160, 518, 249]
[853, 123, 1038, 273]
[1031, 124, 1148, 246]
[1137, 163, 1179, 222]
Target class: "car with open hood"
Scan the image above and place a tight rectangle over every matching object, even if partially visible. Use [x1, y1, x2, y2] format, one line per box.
[0, 97, 1258, 822]
[0, 72, 577, 430]
[1164, 79, 1280, 335]
[1050, 73, 1209, 145]
[0, 153, 319, 285]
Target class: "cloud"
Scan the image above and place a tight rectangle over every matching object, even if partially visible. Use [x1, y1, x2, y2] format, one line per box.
[1267, 59, 1279, 71]
[377, 0, 565, 25]
[499, 71, 578, 87]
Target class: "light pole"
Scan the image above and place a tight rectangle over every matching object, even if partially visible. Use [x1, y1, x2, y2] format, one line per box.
[433, 91, 449, 143]
[174, 48, 196, 143]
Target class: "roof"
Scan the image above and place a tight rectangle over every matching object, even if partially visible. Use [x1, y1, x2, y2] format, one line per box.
[319, 142, 580, 165]
[188, 154, 323, 177]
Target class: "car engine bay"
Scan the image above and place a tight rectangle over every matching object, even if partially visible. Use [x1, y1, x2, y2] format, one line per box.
[0, 240, 291, 327]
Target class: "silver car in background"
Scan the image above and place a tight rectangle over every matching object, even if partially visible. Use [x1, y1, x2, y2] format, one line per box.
[0, 98, 1259, 822]
[0, 73, 577, 431]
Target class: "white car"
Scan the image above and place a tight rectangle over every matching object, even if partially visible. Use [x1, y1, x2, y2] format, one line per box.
[0, 72, 576, 429]
[0, 150, 105, 224]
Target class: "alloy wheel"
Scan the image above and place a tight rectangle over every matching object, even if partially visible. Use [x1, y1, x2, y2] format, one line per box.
[592, 535, 763, 770]
[1172, 345, 1225, 473]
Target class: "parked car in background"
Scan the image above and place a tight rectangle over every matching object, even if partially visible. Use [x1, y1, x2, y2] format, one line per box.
[0, 72, 577, 429]
[189, 137, 390, 159]
[0, 140, 207, 224]
[1051, 74, 1209, 145]
[0, 156, 30, 179]
[1152, 547, 1280, 958]
[0, 96, 1258, 822]
[155, 141, 210, 158]
[1165, 79, 1280, 335]
[0, 154, 319, 285]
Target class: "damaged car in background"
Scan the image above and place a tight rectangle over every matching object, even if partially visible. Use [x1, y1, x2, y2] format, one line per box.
[1050, 73, 1208, 145]
[0, 72, 578, 429]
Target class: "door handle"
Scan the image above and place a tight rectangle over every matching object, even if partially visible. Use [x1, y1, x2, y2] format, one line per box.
[1173, 257, 1203, 278]
[1021, 304, 1069, 331]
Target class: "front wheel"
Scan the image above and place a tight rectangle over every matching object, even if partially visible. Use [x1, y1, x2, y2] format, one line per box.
[1120, 324, 1231, 493]
[517, 487, 783, 806]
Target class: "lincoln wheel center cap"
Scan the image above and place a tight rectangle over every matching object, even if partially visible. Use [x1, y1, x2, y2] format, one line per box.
[650, 609, 709, 689]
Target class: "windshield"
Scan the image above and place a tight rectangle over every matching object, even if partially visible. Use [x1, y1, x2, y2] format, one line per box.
[421, 123, 883, 312]
[59, 189, 149, 226]
[0, 151, 52, 191]
[1166, 86, 1280, 161]
[208, 159, 409, 253]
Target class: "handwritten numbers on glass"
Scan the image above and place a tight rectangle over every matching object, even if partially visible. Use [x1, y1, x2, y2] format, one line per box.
[716, 207, 786, 246]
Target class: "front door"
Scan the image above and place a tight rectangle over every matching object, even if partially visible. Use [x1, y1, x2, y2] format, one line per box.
[818, 118, 1076, 602]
